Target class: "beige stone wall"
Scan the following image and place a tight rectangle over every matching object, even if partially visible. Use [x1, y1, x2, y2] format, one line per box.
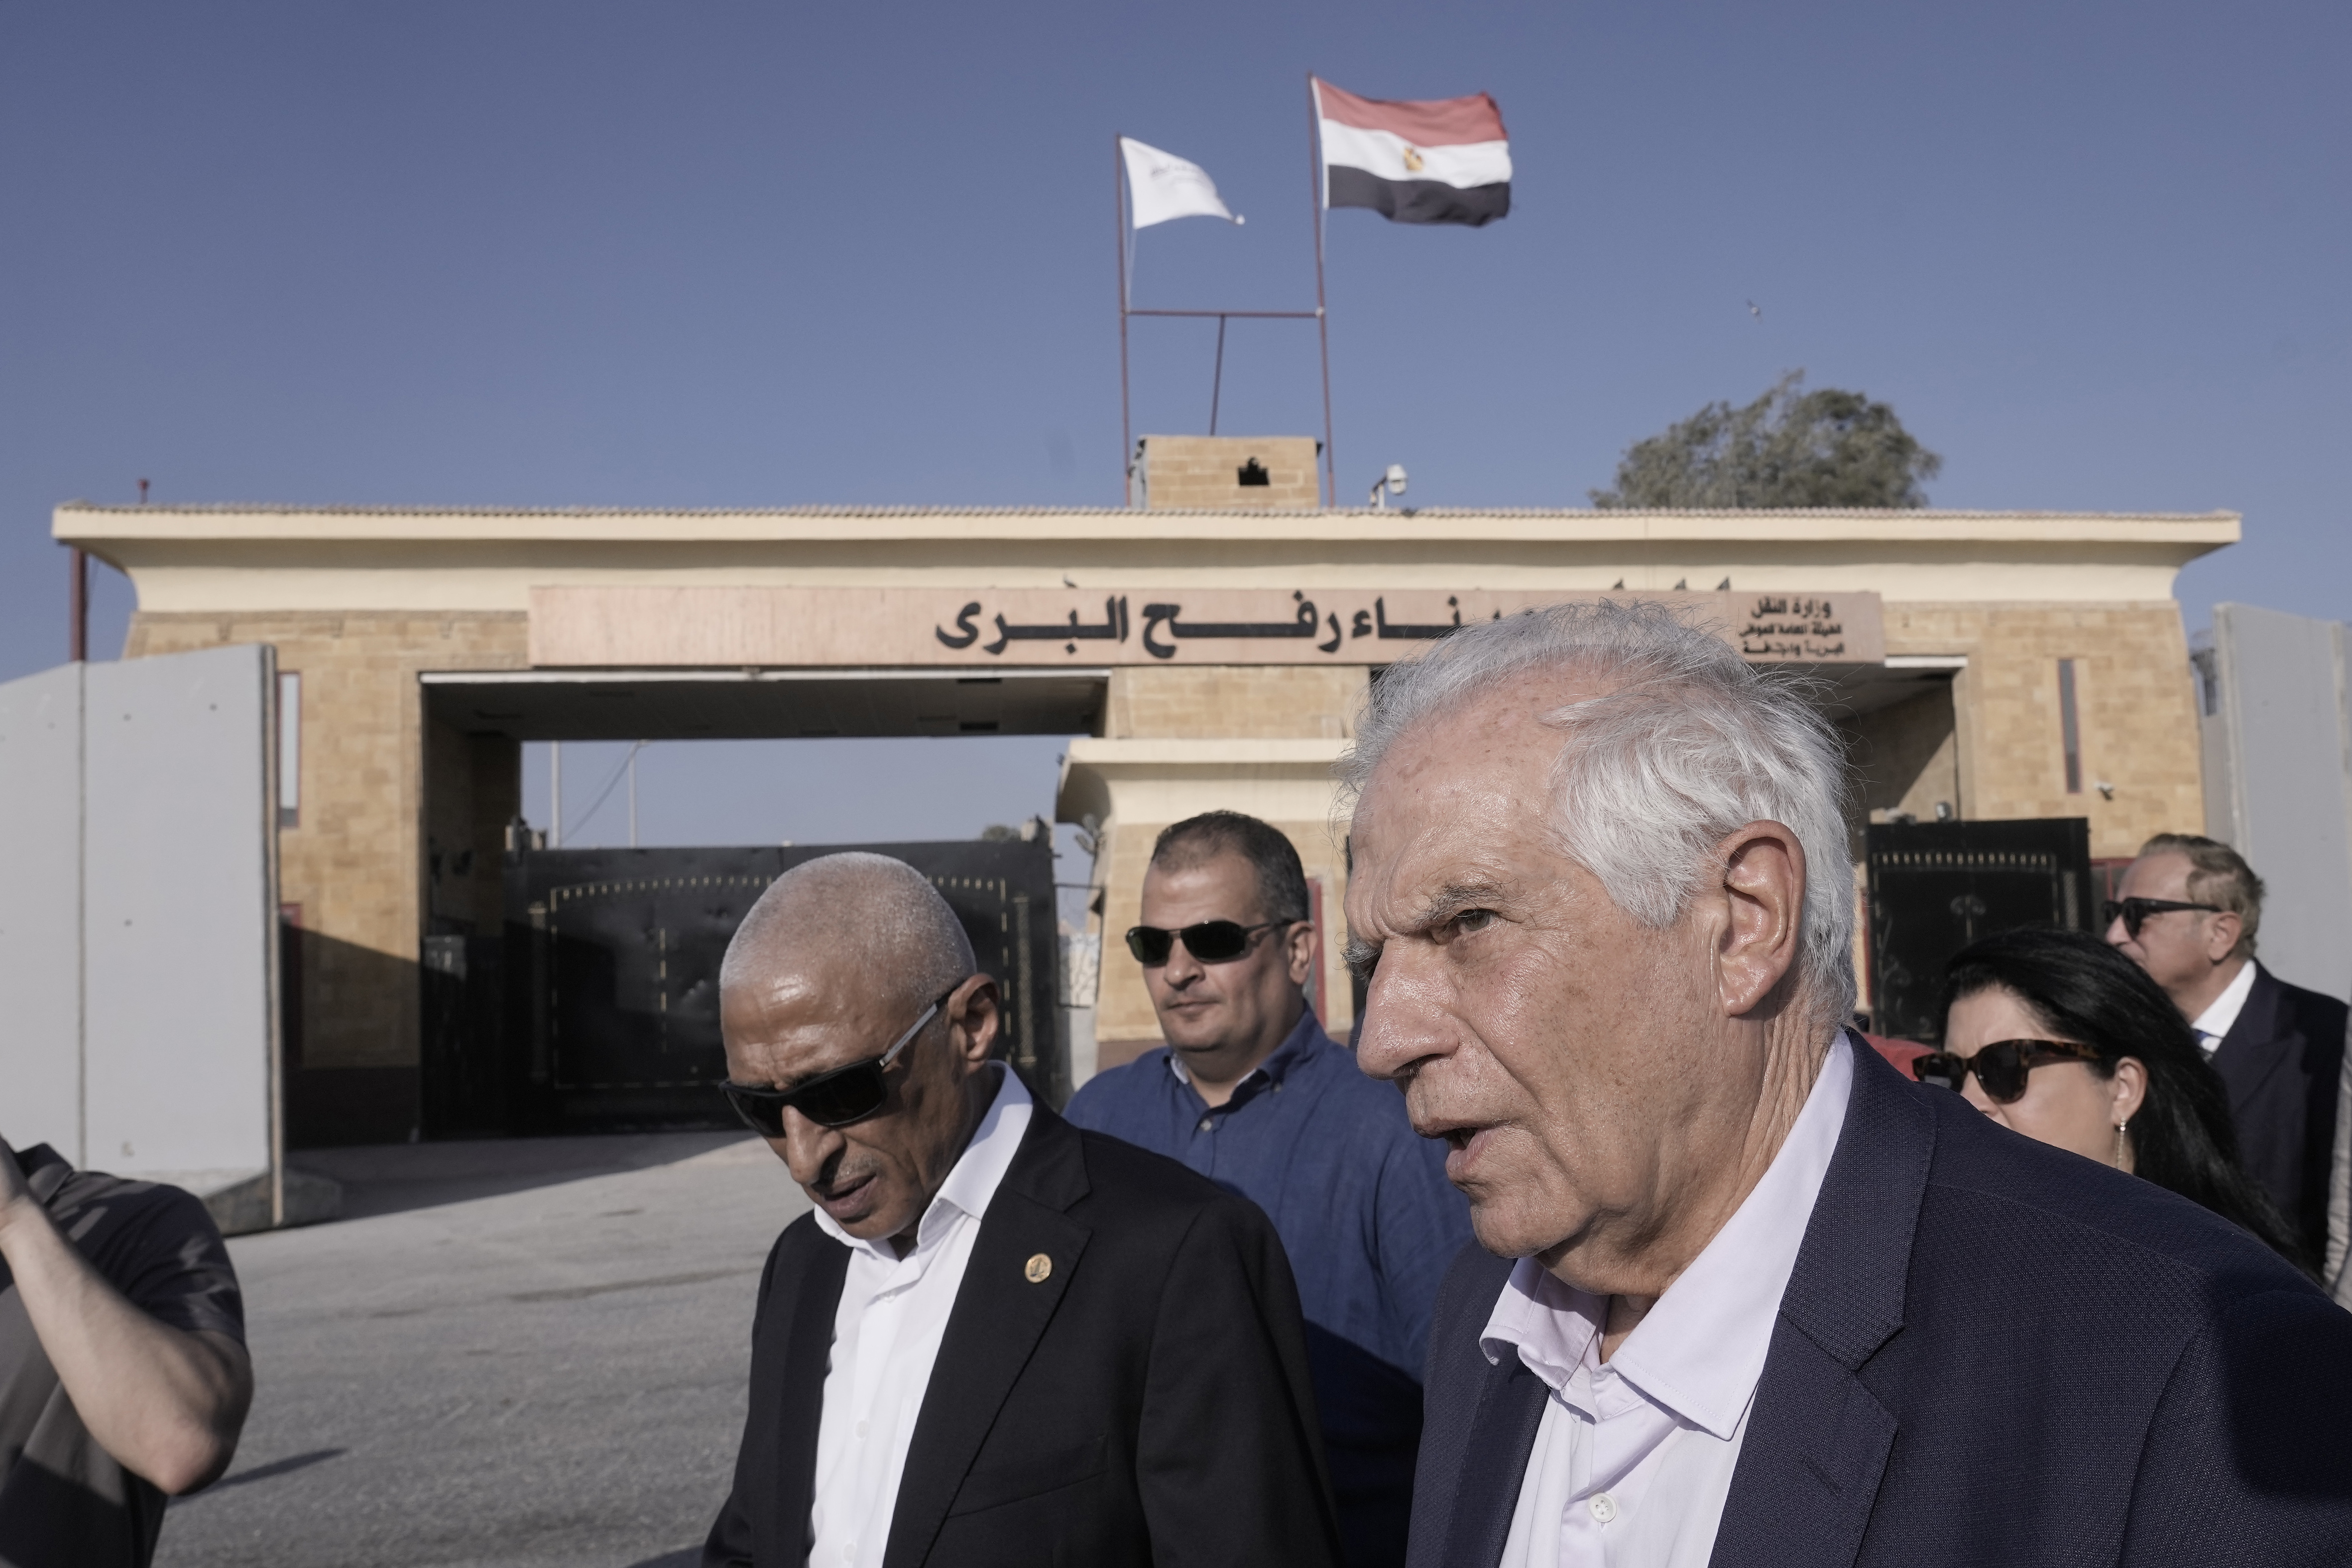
[1842, 684, 1962, 850]
[1104, 665, 1367, 740]
[1139, 436, 1320, 510]
[1883, 601, 2203, 857]
[126, 610, 529, 1069]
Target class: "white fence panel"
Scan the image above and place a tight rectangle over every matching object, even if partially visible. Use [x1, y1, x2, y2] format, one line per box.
[0, 665, 87, 1160]
[2207, 603, 2352, 1003]
[82, 646, 278, 1179]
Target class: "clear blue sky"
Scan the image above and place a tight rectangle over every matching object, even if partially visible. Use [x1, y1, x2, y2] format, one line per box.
[4, 1, 2345, 843]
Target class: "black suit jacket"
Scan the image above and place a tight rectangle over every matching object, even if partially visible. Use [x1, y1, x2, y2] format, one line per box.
[704, 1103, 1341, 1568]
[1408, 1043, 2352, 1568]
[2212, 963, 2349, 1260]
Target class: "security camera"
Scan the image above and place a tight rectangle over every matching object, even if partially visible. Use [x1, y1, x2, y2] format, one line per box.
[1370, 464, 1410, 509]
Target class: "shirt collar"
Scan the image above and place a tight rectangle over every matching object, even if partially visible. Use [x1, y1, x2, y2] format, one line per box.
[1163, 1008, 1325, 1091]
[809, 1062, 1034, 1262]
[2190, 958, 2259, 1045]
[1481, 1257, 1606, 1390]
[1478, 1033, 1856, 1441]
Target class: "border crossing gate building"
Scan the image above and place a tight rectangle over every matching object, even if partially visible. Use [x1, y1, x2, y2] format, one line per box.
[50, 436, 2236, 1147]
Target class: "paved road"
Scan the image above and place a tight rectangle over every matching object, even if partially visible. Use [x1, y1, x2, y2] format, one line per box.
[155, 1132, 812, 1568]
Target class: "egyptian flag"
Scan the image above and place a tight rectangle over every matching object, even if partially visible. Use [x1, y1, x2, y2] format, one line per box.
[1313, 78, 1510, 227]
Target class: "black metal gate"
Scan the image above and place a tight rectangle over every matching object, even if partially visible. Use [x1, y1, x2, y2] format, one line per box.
[426, 838, 1058, 1136]
[1865, 818, 2094, 1043]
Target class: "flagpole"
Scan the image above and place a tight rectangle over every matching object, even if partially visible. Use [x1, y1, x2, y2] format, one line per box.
[1209, 315, 1227, 435]
[1307, 74, 1335, 509]
[1116, 134, 1133, 507]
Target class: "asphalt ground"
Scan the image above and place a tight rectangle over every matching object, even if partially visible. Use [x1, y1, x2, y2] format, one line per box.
[154, 1132, 812, 1568]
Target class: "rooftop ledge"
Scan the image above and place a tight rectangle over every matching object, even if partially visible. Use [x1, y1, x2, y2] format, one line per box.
[54, 503, 2242, 548]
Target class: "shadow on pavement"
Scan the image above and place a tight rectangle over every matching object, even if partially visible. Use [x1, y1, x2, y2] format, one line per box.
[175, 1450, 347, 1504]
[287, 1132, 767, 1221]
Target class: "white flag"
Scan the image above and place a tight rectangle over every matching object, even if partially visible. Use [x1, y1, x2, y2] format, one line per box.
[1120, 137, 1243, 228]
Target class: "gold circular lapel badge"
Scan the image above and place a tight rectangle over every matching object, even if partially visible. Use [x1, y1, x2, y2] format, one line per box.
[1024, 1253, 1053, 1284]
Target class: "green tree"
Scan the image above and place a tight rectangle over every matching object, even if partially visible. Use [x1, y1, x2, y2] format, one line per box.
[1591, 371, 1942, 509]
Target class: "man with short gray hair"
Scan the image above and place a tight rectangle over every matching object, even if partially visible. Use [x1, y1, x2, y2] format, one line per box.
[1342, 601, 2352, 1567]
[2107, 832, 2347, 1261]
[701, 852, 1338, 1568]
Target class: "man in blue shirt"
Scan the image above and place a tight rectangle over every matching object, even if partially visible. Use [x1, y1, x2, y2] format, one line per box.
[1066, 811, 1470, 1568]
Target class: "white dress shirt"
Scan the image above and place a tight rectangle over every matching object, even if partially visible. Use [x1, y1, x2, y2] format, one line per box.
[2189, 959, 2259, 1057]
[806, 1064, 1033, 1568]
[1485, 1035, 1854, 1568]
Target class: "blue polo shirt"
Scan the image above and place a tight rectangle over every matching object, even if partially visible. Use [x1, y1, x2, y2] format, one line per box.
[1065, 1009, 1472, 1568]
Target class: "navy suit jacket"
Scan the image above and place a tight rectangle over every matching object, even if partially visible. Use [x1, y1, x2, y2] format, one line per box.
[704, 1104, 1340, 1568]
[1407, 1042, 2352, 1568]
[2212, 963, 2349, 1262]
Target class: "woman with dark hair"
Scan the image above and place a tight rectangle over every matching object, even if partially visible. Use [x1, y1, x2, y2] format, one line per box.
[1921, 925, 2308, 1270]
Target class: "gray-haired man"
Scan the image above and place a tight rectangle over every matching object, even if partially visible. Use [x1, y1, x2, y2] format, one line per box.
[2106, 832, 2347, 1265]
[1342, 600, 2352, 1567]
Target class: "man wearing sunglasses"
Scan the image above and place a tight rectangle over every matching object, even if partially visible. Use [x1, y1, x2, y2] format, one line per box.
[1065, 811, 1470, 1568]
[702, 852, 1338, 1568]
[2106, 832, 2348, 1267]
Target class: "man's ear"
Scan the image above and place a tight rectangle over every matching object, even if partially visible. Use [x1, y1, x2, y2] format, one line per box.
[2204, 911, 2243, 964]
[949, 975, 1001, 1067]
[1713, 821, 1806, 1018]
[1284, 920, 1317, 988]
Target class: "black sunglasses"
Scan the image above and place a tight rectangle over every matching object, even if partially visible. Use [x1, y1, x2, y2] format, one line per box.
[2103, 897, 2220, 937]
[718, 989, 955, 1135]
[1124, 919, 1286, 967]
[1912, 1038, 2105, 1104]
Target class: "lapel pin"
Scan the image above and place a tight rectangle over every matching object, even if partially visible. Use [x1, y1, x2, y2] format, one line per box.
[1024, 1253, 1053, 1284]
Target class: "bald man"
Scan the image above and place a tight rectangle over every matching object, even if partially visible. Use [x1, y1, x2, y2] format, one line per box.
[701, 853, 1340, 1568]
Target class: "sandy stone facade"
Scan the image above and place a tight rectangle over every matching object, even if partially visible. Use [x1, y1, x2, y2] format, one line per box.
[1104, 665, 1367, 741]
[1880, 602, 2202, 857]
[1136, 436, 1321, 510]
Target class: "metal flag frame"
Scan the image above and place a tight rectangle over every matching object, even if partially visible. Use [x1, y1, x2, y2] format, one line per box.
[1115, 118, 1337, 508]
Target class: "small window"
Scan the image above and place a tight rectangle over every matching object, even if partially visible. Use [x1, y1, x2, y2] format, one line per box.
[277, 671, 302, 827]
[1236, 458, 1271, 486]
[2057, 659, 2083, 794]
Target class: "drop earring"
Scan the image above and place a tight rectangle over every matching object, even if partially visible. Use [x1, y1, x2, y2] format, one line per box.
[2113, 1120, 2130, 1170]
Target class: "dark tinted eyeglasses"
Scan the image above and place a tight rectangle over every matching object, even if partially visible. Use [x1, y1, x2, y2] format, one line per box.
[718, 989, 955, 1135]
[2103, 897, 2220, 937]
[1911, 1038, 2105, 1104]
[1124, 919, 1285, 967]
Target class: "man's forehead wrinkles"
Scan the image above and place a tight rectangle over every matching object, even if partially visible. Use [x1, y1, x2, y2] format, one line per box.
[735, 1024, 872, 1091]
[1414, 877, 1512, 920]
[1377, 862, 1507, 929]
